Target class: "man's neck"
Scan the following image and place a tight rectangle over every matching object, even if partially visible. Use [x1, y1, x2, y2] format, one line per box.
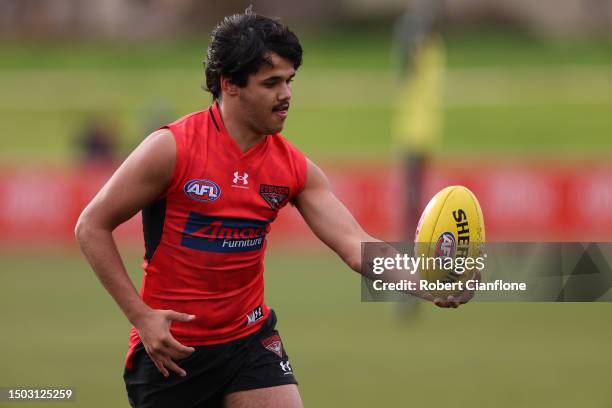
[218, 101, 266, 153]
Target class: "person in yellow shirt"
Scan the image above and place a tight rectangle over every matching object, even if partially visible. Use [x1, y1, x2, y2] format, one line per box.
[392, 1, 447, 319]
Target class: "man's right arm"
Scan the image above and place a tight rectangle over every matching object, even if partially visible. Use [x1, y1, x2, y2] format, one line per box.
[75, 129, 195, 378]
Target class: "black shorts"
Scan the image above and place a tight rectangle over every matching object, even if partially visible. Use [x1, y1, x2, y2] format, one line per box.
[124, 309, 297, 408]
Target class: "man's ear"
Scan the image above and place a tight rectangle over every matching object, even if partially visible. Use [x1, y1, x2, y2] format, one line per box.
[220, 76, 239, 96]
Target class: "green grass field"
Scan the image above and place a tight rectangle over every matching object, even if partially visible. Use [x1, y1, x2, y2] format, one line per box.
[0, 30, 610, 163]
[1, 29, 612, 407]
[1, 250, 611, 408]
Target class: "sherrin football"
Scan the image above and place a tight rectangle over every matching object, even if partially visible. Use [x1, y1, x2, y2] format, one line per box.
[414, 186, 485, 297]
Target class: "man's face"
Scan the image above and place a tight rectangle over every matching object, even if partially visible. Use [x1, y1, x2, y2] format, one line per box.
[235, 52, 295, 135]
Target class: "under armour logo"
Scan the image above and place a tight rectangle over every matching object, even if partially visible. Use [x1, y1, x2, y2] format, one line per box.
[280, 361, 292, 372]
[232, 171, 249, 189]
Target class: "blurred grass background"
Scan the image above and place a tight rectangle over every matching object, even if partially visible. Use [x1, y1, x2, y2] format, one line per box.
[1, 29, 611, 407]
[0, 30, 610, 163]
[1, 250, 611, 407]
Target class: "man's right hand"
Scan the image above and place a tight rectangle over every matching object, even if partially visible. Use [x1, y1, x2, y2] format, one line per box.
[75, 130, 195, 377]
[134, 309, 196, 378]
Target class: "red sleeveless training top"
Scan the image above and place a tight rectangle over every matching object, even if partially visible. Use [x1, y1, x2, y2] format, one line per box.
[125, 103, 307, 368]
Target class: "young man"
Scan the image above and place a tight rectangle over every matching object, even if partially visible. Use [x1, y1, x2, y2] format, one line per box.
[75, 9, 467, 408]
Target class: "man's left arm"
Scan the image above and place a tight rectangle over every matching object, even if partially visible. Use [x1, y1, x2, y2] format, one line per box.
[294, 159, 471, 308]
[293, 159, 373, 272]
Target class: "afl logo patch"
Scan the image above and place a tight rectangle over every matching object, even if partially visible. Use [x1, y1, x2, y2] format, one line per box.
[435, 231, 456, 258]
[184, 179, 221, 202]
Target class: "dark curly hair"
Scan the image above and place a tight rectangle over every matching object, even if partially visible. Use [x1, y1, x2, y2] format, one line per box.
[204, 7, 303, 100]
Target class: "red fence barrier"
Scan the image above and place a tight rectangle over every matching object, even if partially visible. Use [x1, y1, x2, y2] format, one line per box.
[0, 161, 610, 250]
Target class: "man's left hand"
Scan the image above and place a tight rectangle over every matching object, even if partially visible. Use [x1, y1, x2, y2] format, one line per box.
[433, 270, 481, 308]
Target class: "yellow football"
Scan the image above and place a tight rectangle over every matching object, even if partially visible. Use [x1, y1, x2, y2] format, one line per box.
[414, 186, 485, 297]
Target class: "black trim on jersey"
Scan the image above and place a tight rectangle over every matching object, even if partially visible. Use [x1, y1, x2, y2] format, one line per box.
[209, 107, 220, 132]
[142, 199, 167, 262]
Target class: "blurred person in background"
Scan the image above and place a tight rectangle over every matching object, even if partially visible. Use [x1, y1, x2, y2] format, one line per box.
[392, 0, 447, 321]
[74, 116, 119, 167]
[76, 7, 467, 408]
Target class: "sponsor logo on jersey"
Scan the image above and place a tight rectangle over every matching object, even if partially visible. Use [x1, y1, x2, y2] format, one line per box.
[435, 231, 456, 258]
[181, 212, 270, 253]
[260, 184, 290, 210]
[184, 179, 221, 202]
[261, 334, 284, 358]
[232, 171, 249, 189]
[280, 361, 293, 375]
[246, 305, 264, 326]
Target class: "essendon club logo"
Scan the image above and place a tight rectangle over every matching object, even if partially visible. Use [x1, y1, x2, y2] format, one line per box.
[261, 334, 284, 358]
[260, 184, 290, 210]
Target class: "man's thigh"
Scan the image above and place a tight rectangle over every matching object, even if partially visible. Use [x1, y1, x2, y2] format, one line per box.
[223, 384, 303, 408]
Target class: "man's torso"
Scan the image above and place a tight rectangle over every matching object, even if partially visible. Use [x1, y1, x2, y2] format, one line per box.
[126, 103, 306, 368]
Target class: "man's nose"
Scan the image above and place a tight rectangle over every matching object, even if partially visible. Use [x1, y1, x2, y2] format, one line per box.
[278, 82, 292, 101]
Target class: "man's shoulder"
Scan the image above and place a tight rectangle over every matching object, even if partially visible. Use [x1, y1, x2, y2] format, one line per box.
[166, 108, 211, 129]
[162, 108, 214, 149]
[270, 132, 304, 157]
[268, 133, 308, 195]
